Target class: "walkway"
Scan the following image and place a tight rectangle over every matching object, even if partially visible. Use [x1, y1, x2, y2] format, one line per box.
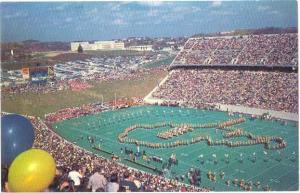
[215, 104, 298, 122]
[144, 94, 298, 122]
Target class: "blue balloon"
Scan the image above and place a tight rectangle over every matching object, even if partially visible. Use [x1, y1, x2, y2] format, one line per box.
[1, 114, 34, 166]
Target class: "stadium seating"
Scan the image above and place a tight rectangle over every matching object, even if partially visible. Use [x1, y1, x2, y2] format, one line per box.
[153, 33, 298, 113]
[172, 33, 297, 66]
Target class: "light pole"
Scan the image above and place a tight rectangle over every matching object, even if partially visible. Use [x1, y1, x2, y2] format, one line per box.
[114, 92, 117, 109]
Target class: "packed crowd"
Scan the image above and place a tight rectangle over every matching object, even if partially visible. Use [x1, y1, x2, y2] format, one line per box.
[152, 69, 298, 113]
[1, 81, 67, 95]
[173, 33, 297, 66]
[18, 116, 209, 192]
[67, 80, 93, 91]
[2, 79, 94, 96]
[45, 98, 142, 123]
[44, 103, 106, 122]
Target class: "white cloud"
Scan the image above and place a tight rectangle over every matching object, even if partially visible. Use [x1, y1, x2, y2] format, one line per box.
[162, 13, 184, 22]
[172, 6, 201, 14]
[190, 7, 202, 13]
[113, 18, 127, 25]
[48, 4, 69, 13]
[52, 5, 66, 12]
[52, 21, 61, 26]
[65, 17, 73, 23]
[139, 0, 164, 7]
[211, 10, 233, 16]
[106, 1, 132, 11]
[147, 9, 159, 17]
[154, 19, 162, 25]
[4, 11, 25, 19]
[110, 4, 121, 11]
[136, 21, 147, 25]
[87, 8, 98, 15]
[270, 10, 280, 15]
[257, 6, 270, 11]
[55, 6, 64, 11]
[173, 7, 189, 13]
[212, 1, 222, 7]
[75, 25, 83, 31]
[257, 6, 280, 15]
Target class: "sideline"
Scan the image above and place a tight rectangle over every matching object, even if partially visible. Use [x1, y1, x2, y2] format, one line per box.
[215, 104, 298, 122]
[143, 71, 174, 104]
[144, 95, 298, 122]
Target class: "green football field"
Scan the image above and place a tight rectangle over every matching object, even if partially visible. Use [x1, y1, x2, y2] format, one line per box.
[53, 105, 298, 191]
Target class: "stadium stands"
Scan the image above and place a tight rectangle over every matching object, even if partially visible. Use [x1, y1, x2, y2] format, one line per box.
[152, 33, 298, 114]
[152, 69, 297, 113]
[173, 33, 297, 66]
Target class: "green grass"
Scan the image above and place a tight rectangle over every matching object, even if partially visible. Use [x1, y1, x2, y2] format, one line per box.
[1, 71, 167, 117]
[143, 55, 176, 68]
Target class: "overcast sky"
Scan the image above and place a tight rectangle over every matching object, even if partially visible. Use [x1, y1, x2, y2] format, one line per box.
[1, 0, 298, 42]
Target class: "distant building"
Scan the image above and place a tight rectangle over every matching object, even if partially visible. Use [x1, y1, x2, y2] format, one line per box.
[71, 42, 90, 51]
[220, 31, 235, 35]
[178, 46, 184, 51]
[127, 45, 153, 52]
[162, 47, 173, 52]
[166, 41, 175, 45]
[70, 41, 125, 51]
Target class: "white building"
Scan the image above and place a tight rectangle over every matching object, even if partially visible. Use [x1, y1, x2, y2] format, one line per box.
[71, 41, 125, 51]
[162, 47, 173, 52]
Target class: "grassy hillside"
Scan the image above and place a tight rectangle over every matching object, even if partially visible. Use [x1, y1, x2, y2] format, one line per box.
[2, 70, 168, 117]
[143, 55, 175, 68]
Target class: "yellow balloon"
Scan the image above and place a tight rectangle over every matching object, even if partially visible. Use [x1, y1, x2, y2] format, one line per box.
[8, 149, 56, 192]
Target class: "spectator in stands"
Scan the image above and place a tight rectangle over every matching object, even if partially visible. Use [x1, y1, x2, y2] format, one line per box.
[153, 69, 297, 113]
[68, 166, 83, 191]
[48, 167, 66, 191]
[1, 167, 9, 192]
[58, 175, 74, 192]
[173, 33, 297, 66]
[120, 170, 139, 192]
[106, 173, 119, 192]
[87, 167, 107, 192]
[181, 185, 187, 192]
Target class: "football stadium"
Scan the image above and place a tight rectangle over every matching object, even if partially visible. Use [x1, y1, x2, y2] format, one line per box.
[46, 33, 298, 191]
[1, 1, 299, 192]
